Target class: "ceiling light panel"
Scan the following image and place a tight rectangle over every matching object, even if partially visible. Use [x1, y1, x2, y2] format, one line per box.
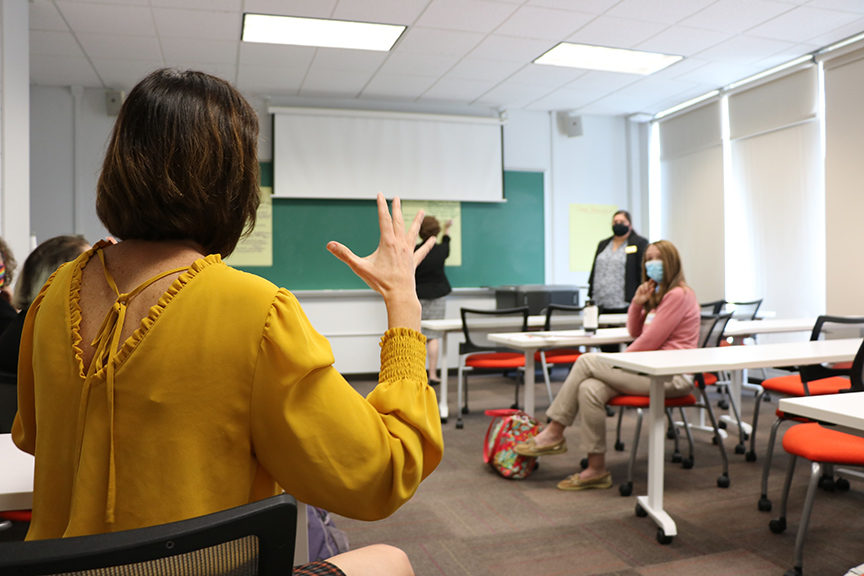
[242, 13, 405, 51]
[535, 42, 683, 75]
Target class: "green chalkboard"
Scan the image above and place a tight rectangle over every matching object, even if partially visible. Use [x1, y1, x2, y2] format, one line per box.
[236, 165, 544, 290]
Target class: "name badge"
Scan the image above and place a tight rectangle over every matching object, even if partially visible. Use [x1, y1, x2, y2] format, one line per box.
[625, 245, 637, 254]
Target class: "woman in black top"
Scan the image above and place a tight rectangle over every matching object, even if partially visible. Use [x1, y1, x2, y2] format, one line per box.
[587, 210, 648, 314]
[414, 216, 452, 384]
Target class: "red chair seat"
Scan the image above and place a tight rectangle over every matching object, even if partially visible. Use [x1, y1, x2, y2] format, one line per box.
[761, 374, 850, 396]
[534, 348, 582, 364]
[833, 361, 853, 370]
[783, 423, 864, 465]
[607, 393, 697, 408]
[774, 409, 810, 423]
[465, 352, 525, 369]
[702, 373, 718, 386]
[0, 510, 32, 522]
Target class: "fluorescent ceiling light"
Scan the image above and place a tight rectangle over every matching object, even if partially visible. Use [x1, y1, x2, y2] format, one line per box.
[725, 55, 813, 91]
[242, 13, 405, 51]
[534, 42, 682, 75]
[654, 90, 719, 120]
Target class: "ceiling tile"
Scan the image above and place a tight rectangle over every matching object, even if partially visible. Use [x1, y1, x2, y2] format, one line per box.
[153, 8, 242, 40]
[526, 88, 606, 111]
[606, 0, 716, 24]
[31, 54, 102, 87]
[77, 33, 163, 61]
[565, 16, 668, 49]
[416, 0, 519, 33]
[174, 61, 239, 82]
[90, 59, 165, 89]
[804, 17, 864, 46]
[807, 0, 864, 13]
[446, 59, 527, 82]
[160, 37, 239, 64]
[475, 83, 555, 109]
[648, 56, 713, 80]
[300, 67, 374, 96]
[747, 6, 863, 42]
[468, 35, 554, 62]
[311, 48, 389, 72]
[362, 73, 439, 99]
[695, 35, 795, 64]
[395, 27, 485, 56]
[239, 42, 316, 67]
[242, 0, 337, 18]
[565, 70, 642, 92]
[419, 77, 498, 103]
[507, 63, 587, 86]
[749, 42, 819, 69]
[635, 26, 731, 57]
[236, 64, 306, 94]
[674, 60, 762, 86]
[526, 0, 619, 14]
[54, 1, 157, 36]
[332, 0, 428, 25]
[680, 0, 795, 34]
[30, 30, 85, 58]
[30, 1, 69, 32]
[494, 6, 596, 40]
[378, 52, 460, 76]
[150, 0, 242, 10]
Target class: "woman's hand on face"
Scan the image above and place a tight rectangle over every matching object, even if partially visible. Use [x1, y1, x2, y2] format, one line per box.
[327, 194, 434, 329]
[632, 279, 656, 306]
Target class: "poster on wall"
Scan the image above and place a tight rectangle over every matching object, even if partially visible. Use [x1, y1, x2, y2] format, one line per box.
[402, 200, 462, 266]
[569, 203, 618, 272]
[225, 187, 273, 267]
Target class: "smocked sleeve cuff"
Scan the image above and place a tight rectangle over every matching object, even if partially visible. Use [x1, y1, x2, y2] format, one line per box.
[379, 327, 427, 385]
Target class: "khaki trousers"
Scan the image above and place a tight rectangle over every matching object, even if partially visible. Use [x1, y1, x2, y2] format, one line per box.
[546, 353, 693, 454]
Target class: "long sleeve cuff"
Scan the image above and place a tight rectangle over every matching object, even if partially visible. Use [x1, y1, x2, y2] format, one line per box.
[379, 328, 427, 385]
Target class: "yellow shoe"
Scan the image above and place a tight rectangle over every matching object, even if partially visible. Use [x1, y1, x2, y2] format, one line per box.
[556, 471, 613, 491]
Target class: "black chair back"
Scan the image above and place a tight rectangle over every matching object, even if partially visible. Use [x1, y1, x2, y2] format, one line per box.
[699, 300, 724, 315]
[459, 307, 529, 355]
[849, 338, 864, 392]
[800, 315, 864, 389]
[698, 313, 733, 349]
[543, 303, 585, 331]
[0, 494, 297, 576]
[722, 299, 763, 320]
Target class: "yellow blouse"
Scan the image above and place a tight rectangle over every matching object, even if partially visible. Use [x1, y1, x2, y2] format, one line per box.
[12, 244, 444, 540]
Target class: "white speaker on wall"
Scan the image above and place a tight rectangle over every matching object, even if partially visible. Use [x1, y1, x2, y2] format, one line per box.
[558, 111, 584, 137]
[105, 90, 125, 116]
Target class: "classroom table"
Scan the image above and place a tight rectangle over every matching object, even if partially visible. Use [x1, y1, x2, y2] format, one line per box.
[421, 313, 628, 422]
[486, 327, 633, 417]
[779, 391, 864, 438]
[594, 337, 862, 544]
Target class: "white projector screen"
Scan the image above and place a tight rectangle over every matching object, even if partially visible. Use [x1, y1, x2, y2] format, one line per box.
[270, 107, 504, 202]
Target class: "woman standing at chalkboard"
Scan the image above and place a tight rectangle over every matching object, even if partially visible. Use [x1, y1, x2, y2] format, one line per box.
[587, 210, 648, 315]
[415, 216, 452, 384]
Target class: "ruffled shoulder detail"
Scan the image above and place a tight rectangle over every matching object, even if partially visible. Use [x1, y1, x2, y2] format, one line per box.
[112, 254, 223, 368]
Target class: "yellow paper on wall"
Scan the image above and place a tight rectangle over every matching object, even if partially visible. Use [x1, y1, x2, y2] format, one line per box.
[569, 204, 618, 272]
[225, 187, 273, 267]
[402, 200, 462, 266]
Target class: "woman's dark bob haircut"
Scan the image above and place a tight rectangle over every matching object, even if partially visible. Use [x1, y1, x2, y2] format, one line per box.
[96, 68, 260, 257]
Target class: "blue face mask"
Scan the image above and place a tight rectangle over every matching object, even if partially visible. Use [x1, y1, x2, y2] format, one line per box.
[645, 260, 664, 284]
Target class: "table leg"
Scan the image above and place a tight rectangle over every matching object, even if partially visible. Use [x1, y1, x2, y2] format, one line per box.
[638, 374, 677, 541]
[523, 350, 536, 417]
[438, 332, 449, 422]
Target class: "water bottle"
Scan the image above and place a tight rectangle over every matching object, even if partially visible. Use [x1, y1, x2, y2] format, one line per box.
[584, 299, 599, 334]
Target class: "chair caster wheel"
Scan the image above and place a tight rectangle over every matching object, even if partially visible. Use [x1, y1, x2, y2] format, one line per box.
[440, 417, 448, 424]
[614, 441, 625, 452]
[818, 475, 835, 492]
[763, 393, 772, 402]
[769, 517, 787, 534]
[461, 406, 469, 415]
[666, 428, 677, 440]
[510, 403, 519, 410]
[783, 567, 802, 576]
[619, 482, 633, 497]
[656, 528, 673, 545]
[606, 406, 615, 417]
[836, 478, 851, 491]
[718, 399, 729, 410]
[712, 436, 719, 445]
[718, 420, 727, 429]
[635, 504, 648, 517]
[580, 458, 588, 470]
[735, 443, 746, 455]
[671, 452, 682, 463]
[682, 457, 694, 470]
[717, 474, 730, 488]
[745, 451, 757, 462]
[743, 432, 750, 441]
[758, 496, 772, 512]
[455, 420, 464, 430]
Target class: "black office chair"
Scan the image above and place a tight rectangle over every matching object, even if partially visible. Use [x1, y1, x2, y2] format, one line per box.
[721, 299, 763, 321]
[0, 494, 297, 576]
[537, 304, 585, 391]
[699, 300, 724, 315]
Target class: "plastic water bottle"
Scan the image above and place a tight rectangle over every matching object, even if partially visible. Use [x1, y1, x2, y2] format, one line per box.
[584, 300, 599, 334]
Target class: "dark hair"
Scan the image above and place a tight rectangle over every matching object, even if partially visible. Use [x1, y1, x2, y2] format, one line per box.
[641, 239, 689, 312]
[96, 68, 260, 257]
[613, 210, 632, 225]
[419, 216, 441, 242]
[0, 236, 17, 288]
[14, 236, 90, 310]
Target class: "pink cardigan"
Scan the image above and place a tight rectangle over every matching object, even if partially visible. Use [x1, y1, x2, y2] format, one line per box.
[626, 286, 700, 352]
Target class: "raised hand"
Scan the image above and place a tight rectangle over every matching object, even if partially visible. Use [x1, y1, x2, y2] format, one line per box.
[327, 193, 435, 330]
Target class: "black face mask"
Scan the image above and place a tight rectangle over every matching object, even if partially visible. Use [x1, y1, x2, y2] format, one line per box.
[612, 223, 630, 237]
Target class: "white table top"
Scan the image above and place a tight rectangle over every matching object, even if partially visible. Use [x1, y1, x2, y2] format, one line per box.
[779, 392, 864, 434]
[420, 313, 629, 332]
[0, 433, 34, 512]
[723, 317, 815, 338]
[596, 338, 863, 376]
[488, 327, 633, 349]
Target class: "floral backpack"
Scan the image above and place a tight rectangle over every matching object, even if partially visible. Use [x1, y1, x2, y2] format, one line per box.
[483, 408, 542, 479]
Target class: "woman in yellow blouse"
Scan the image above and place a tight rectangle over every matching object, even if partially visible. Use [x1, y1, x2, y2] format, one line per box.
[12, 69, 443, 576]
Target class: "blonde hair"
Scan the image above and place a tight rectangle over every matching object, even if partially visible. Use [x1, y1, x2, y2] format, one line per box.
[642, 239, 689, 312]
